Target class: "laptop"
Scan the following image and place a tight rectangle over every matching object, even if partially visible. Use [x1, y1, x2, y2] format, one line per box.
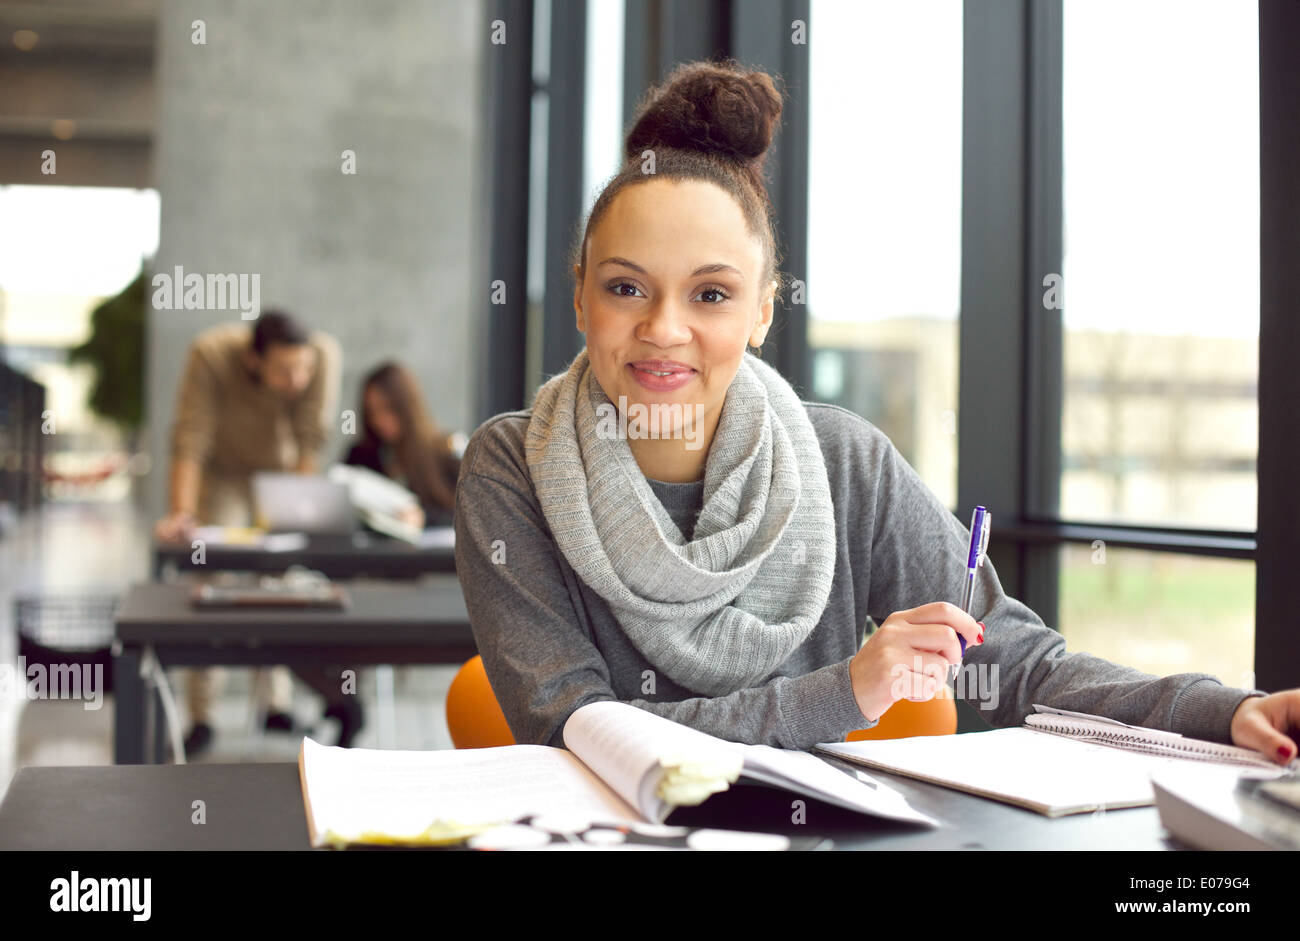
[252, 472, 356, 535]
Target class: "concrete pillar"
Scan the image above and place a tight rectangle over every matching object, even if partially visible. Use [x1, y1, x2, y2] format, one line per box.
[147, 0, 484, 518]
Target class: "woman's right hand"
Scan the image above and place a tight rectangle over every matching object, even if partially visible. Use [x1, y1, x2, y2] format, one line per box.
[849, 601, 984, 723]
[397, 504, 425, 529]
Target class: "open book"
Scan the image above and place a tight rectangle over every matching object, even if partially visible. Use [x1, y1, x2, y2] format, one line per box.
[298, 700, 939, 847]
[814, 704, 1296, 818]
[324, 464, 458, 548]
[327, 463, 424, 544]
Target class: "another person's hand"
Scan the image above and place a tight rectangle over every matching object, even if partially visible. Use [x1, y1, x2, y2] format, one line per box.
[397, 504, 425, 529]
[849, 601, 984, 722]
[154, 511, 197, 544]
[1229, 690, 1299, 766]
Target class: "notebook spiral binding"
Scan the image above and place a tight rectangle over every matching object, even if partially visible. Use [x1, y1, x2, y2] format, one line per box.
[1024, 715, 1278, 770]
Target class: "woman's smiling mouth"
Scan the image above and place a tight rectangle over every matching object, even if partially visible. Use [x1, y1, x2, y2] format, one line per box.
[627, 360, 697, 391]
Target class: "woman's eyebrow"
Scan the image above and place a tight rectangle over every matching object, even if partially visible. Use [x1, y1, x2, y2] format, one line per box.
[598, 257, 743, 278]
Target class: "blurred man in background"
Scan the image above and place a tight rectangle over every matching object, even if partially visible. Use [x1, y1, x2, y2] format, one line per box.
[155, 310, 361, 756]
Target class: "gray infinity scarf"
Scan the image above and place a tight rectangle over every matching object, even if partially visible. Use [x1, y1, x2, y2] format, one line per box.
[525, 346, 836, 695]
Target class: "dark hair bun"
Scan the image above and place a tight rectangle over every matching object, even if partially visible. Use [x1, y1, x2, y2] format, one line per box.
[625, 59, 784, 169]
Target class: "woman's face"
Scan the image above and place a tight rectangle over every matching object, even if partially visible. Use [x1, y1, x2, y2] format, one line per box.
[574, 178, 774, 454]
[365, 385, 402, 444]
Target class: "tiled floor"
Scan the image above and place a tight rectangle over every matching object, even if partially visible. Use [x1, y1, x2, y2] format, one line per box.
[0, 499, 458, 804]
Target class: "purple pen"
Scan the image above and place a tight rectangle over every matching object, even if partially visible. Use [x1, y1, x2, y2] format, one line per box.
[951, 506, 991, 678]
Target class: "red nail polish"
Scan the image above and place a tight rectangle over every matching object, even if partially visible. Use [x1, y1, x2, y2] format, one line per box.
[1279, 746, 1293, 759]
[977, 622, 985, 643]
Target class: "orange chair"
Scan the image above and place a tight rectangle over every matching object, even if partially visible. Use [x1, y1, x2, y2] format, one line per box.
[847, 684, 957, 741]
[446, 655, 515, 748]
[446, 654, 955, 747]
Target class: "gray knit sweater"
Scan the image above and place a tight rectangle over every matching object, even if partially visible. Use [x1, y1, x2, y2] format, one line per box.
[453, 401, 1265, 751]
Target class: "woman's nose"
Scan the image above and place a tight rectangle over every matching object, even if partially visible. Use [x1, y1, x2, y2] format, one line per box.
[636, 300, 693, 345]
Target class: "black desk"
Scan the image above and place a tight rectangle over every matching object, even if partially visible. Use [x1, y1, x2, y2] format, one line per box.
[0, 759, 1183, 850]
[113, 578, 476, 764]
[152, 529, 456, 580]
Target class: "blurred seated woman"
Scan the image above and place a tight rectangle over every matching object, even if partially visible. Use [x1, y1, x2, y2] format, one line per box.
[343, 361, 461, 528]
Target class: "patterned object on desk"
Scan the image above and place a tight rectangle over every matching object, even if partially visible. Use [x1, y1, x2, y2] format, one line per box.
[465, 815, 831, 851]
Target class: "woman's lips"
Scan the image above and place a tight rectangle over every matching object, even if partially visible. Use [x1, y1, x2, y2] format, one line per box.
[626, 362, 696, 392]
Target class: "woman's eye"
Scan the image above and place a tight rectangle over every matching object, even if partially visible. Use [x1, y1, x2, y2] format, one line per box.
[606, 282, 731, 303]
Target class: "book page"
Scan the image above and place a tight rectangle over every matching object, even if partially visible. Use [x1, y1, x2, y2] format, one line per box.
[564, 702, 939, 825]
[359, 508, 421, 544]
[562, 702, 743, 822]
[738, 744, 939, 826]
[299, 737, 643, 846]
[328, 463, 418, 515]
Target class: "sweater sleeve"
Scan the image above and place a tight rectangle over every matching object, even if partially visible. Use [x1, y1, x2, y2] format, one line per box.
[453, 423, 874, 751]
[170, 343, 218, 465]
[862, 430, 1266, 744]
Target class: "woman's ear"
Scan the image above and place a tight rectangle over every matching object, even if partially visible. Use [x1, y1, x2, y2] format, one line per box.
[749, 278, 777, 347]
[573, 265, 585, 332]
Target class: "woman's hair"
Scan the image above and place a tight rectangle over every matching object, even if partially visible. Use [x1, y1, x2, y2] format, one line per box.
[358, 360, 458, 512]
[567, 58, 788, 348]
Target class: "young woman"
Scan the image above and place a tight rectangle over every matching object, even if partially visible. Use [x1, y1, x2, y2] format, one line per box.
[453, 60, 1298, 763]
[343, 361, 461, 528]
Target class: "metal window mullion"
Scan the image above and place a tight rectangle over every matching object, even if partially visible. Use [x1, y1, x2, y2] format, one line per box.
[958, 0, 1030, 602]
[731, 0, 811, 395]
[481, 0, 533, 422]
[1256, 0, 1300, 693]
[1020, 0, 1064, 629]
[539, 0, 589, 380]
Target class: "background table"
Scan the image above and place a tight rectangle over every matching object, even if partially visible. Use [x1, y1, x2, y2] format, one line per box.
[0, 757, 1185, 850]
[152, 529, 456, 580]
[113, 577, 475, 764]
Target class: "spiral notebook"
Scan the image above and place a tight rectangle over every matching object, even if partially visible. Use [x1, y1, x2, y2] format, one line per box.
[814, 704, 1297, 818]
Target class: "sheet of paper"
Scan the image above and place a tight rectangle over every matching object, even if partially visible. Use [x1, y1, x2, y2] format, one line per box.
[261, 532, 309, 552]
[816, 728, 1287, 816]
[191, 526, 307, 551]
[300, 737, 642, 845]
[417, 526, 456, 549]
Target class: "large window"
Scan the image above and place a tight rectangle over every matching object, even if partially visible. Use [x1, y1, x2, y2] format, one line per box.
[807, 0, 963, 510]
[0, 184, 159, 501]
[1059, 0, 1258, 532]
[1054, 0, 1259, 676]
[1059, 544, 1255, 687]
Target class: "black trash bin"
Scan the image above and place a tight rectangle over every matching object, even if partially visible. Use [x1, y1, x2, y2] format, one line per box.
[14, 593, 118, 696]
